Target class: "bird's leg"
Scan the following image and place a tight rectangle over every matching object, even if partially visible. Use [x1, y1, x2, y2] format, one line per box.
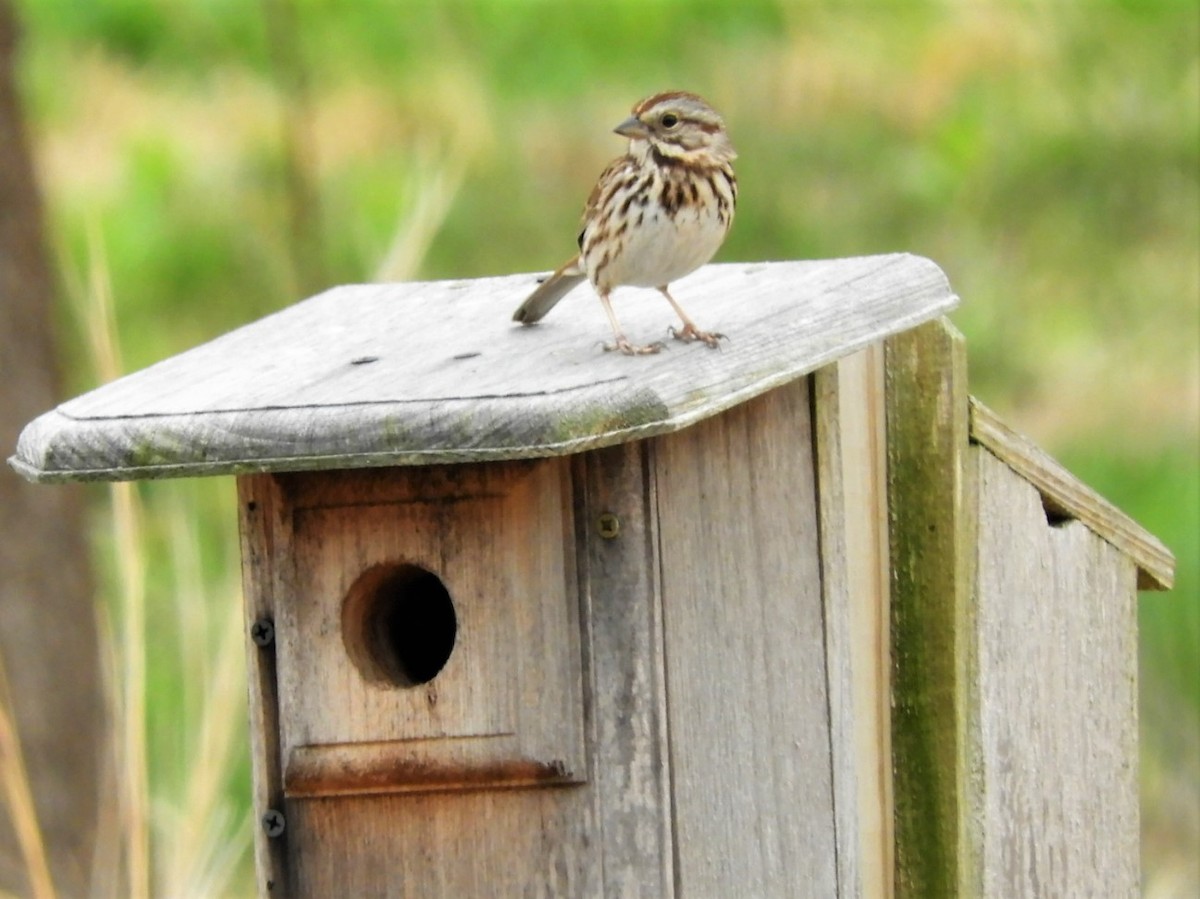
[599, 290, 664, 355]
[660, 286, 725, 348]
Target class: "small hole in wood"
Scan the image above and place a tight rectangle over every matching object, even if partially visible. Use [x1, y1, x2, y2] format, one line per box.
[1041, 495, 1075, 528]
[350, 356, 379, 366]
[342, 563, 457, 687]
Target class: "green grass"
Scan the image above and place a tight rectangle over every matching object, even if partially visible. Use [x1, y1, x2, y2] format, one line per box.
[7, 0, 1198, 894]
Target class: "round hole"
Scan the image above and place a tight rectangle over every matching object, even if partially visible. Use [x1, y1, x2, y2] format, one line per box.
[341, 563, 457, 687]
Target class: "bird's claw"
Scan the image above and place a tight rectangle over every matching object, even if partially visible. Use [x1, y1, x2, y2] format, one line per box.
[669, 324, 726, 348]
[604, 338, 666, 356]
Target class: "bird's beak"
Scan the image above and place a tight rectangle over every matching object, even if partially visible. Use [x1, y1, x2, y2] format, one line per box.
[614, 115, 650, 139]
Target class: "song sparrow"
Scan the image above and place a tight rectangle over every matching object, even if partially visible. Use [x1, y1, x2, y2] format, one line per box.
[512, 91, 737, 355]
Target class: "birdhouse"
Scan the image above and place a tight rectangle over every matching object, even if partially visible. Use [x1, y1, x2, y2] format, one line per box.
[10, 255, 1174, 898]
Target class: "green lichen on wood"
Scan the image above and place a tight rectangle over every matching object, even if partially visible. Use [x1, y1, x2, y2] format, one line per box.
[539, 390, 670, 447]
[885, 318, 980, 898]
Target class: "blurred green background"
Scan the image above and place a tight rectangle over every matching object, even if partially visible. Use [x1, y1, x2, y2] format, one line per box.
[9, 0, 1198, 895]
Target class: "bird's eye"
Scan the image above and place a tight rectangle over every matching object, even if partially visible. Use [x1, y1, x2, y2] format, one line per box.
[660, 113, 679, 128]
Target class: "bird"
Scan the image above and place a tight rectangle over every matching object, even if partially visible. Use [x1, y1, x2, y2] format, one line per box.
[512, 91, 738, 355]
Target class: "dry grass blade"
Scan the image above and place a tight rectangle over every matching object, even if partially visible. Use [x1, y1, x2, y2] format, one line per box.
[78, 221, 151, 899]
[157, 499, 250, 898]
[0, 653, 56, 899]
[107, 481, 150, 899]
[56, 216, 255, 897]
[375, 144, 467, 283]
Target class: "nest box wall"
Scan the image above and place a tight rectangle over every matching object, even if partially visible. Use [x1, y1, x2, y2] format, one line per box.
[239, 377, 840, 897]
[260, 461, 587, 798]
[9, 254, 1174, 899]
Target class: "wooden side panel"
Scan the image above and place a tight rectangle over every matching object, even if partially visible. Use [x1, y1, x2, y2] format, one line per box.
[969, 397, 1174, 590]
[237, 473, 293, 897]
[813, 347, 893, 899]
[973, 448, 1140, 897]
[883, 318, 979, 898]
[653, 378, 838, 897]
[575, 443, 675, 897]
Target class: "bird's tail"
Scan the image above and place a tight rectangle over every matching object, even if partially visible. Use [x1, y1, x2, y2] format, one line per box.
[512, 256, 587, 324]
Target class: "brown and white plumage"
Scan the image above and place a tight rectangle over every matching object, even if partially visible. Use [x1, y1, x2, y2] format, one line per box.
[513, 91, 738, 354]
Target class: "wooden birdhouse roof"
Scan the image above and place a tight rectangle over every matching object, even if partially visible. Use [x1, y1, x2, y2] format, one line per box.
[11, 254, 955, 482]
[8, 253, 1174, 589]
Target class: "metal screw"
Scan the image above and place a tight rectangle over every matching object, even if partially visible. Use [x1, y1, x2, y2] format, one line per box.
[262, 809, 286, 838]
[597, 512, 620, 539]
[250, 618, 275, 647]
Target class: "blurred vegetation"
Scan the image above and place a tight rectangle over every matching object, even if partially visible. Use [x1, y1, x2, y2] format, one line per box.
[6, 0, 1197, 894]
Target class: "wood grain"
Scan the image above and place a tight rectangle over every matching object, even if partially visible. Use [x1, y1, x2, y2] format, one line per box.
[236, 473, 294, 897]
[813, 346, 894, 898]
[574, 442, 675, 897]
[243, 459, 599, 897]
[652, 377, 839, 897]
[969, 397, 1174, 591]
[973, 447, 1140, 897]
[285, 789, 598, 898]
[884, 318, 979, 898]
[275, 460, 586, 796]
[10, 254, 957, 482]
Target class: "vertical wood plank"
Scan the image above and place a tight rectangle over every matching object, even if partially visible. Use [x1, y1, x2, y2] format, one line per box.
[973, 448, 1139, 896]
[653, 378, 838, 897]
[884, 318, 979, 898]
[812, 362, 862, 898]
[237, 474, 293, 897]
[575, 443, 674, 898]
[813, 346, 894, 898]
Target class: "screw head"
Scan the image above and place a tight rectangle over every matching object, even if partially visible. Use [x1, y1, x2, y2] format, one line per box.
[250, 618, 275, 647]
[262, 809, 286, 838]
[597, 512, 620, 539]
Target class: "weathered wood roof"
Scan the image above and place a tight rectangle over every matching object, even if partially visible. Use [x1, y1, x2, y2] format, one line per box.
[10, 254, 956, 482]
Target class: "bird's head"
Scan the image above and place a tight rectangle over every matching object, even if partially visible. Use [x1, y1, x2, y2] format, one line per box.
[614, 91, 737, 166]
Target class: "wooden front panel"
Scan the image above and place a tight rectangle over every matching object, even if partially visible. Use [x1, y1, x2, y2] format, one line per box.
[239, 460, 596, 897]
[652, 377, 839, 897]
[237, 382, 848, 897]
[973, 448, 1139, 896]
[276, 461, 586, 795]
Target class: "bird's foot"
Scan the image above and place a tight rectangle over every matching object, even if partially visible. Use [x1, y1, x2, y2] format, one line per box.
[604, 337, 665, 355]
[670, 324, 726, 348]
